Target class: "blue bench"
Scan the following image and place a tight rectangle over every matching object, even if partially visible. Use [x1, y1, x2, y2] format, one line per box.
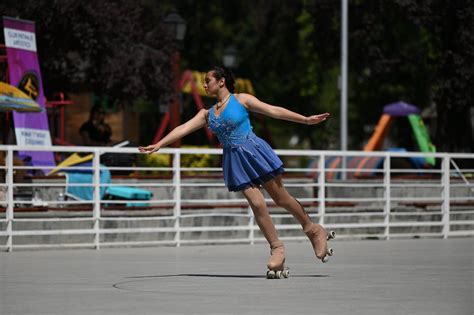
[106, 186, 153, 207]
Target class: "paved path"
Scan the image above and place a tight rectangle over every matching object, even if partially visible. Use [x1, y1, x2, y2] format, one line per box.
[0, 238, 472, 315]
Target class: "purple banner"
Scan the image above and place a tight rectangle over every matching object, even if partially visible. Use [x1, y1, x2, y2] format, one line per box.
[3, 17, 55, 172]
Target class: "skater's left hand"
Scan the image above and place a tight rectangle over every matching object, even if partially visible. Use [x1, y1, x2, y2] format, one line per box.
[138, 143, 160, 154]
[305, 113, 330, 125]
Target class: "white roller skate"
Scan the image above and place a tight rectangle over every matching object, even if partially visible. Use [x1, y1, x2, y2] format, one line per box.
[266, 241, 290, 279]
[304, 223, 336, 263]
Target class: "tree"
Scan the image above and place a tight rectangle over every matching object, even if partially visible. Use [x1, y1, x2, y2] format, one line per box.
[343, 1, 435, 149]
[308, 0, 473, 152]
[0, 0, 176, 103]
[396, 0, 474, 153]
[174, 0, 333, 149]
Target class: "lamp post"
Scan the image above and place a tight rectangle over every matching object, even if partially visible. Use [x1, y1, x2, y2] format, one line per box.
[340, 0, 348, 179]
[222, 46, 238, 68]
[164, 11, 186, 147]
[164, 12, 187, 41]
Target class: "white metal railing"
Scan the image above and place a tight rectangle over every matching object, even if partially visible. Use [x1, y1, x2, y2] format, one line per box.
[1, 144, 474, 251]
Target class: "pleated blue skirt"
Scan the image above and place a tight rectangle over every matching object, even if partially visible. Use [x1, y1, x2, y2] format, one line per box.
[222, 133, 284, 192]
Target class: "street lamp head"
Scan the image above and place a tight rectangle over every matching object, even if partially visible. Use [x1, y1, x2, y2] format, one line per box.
[164, 11, 187, 41]
[223, 46, 238, 68]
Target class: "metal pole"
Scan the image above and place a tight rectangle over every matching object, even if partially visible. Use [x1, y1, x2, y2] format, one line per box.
[173, 151, 182, 247]
[6, 147, 14, 252]
[340, 0, 348, 178]
[441, 156, 450, 239]
[93, 149, 101, 249]
[318, 154, 326, 225]
[383, 153, 391, 240]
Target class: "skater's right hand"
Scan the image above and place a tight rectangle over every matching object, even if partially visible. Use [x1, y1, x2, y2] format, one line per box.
[138, 143, 160, 154]
[305, 113, 330, 125]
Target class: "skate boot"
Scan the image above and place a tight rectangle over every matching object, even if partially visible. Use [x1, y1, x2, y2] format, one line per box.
[304, 223, 335, 263]
[266, 241, 289, 279]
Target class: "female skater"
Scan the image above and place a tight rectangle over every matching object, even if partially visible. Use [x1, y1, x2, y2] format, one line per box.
[139, 66, 334, 278]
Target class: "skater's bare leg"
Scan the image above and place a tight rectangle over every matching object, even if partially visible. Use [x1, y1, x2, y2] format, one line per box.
[242, 186, 285, 270]
[263, 175, 328, 260]
[262, 175, 313, 229]
[242, 186, 279, 244]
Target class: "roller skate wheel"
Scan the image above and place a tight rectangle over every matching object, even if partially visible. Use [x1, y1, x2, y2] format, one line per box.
[322, 255, 329, 263]
[276, 270, 282, 279]
[282, 269, 290, 278]
[266, 270, 276, 279]
[327, 231, 336, 240]
[327, 248, 334, 256]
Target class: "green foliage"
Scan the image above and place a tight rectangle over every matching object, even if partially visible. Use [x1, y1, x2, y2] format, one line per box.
[181, 147, 217, 169]
[139, 152, 170, 168]
[297, 9, 319, 98]
[313, 67, 342, 149]
[394, 0, 474, 152]
[0, 0, 175, 103]
[138, 146, 218, 175]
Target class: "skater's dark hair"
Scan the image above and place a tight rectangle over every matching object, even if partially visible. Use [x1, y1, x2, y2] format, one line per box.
[210, 66, 235, 93]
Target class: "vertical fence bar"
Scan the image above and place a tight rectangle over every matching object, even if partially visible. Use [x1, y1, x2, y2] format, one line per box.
[93, 149, 101, 249]
[6, 147, 14, 252]
[441, 155, 450, 239]
[383, 153, 391, 240]
[173, 151, 181, 247]
[318, 154, 326, 225]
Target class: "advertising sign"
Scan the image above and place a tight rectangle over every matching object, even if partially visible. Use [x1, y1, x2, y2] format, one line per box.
[3, 16, 55, 171]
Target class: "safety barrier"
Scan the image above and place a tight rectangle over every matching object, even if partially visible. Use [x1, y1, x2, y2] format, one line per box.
[1, 145, 473, 251]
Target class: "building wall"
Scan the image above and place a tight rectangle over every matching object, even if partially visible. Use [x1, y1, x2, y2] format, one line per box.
[65, 92, 139, 146]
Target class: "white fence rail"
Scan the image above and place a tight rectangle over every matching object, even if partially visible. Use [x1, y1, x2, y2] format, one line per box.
[1, 145, 473, 251]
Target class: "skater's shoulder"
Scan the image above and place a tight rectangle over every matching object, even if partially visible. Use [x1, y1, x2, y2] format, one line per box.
[234, 93, 253, 109]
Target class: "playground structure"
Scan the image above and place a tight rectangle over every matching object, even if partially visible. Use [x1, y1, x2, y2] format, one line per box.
[364, 101, 436, 163]
[0, 82, 43, 113]
[324, 101, 436, 180]
[45, 92, 74, 145]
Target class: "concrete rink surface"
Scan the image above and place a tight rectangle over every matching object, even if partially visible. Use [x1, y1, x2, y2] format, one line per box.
[0, 238, 472, 315]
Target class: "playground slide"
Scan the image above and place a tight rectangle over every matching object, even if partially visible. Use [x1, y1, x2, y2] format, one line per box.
[347, 114, 393, 177]
[0, 82, 42, 112]
[408, 114, 436, 166]
[364, 114, 393, 151]
[47, 141, 130, 176]
[47, 153, 93, 176]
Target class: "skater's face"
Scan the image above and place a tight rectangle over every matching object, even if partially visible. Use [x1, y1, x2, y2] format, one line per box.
[204, 71, 225, 96]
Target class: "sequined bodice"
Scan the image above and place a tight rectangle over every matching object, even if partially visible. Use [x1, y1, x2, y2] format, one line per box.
[207, 94, 254, 147]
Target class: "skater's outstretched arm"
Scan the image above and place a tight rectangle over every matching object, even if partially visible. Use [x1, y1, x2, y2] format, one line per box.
[235, 93, 329, 125]
[138, 109, 208, 154]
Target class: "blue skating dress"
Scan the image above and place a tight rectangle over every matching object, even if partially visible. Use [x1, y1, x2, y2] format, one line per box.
[207, 94, 284, 192]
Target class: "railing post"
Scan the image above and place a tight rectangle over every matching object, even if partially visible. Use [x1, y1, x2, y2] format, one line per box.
[441, 155, 450, 239]
[318, 154, 326, 225]
[5, 147, 14, 252]
[173, 151, 181, 247]
[93, 149, 101, 249]
[383, 153, 391, 240]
